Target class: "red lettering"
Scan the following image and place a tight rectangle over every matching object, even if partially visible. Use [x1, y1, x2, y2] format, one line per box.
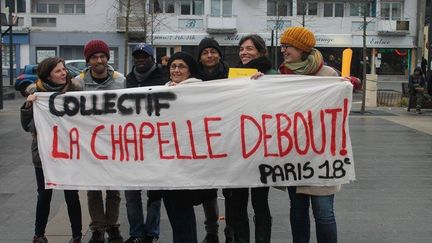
[187, 120, 207, 159]
[276, 113, 293, 157]
[157, 122, 174, 159]
[91, 125, 108, 160]
[308, 110, 326, 154]
[241, 115, 262, 159]
[69, 128, 80, 159]
[293, 112, 310, 155]
[172, 121, 192, 159]
[262, 114, 278, 157]
[139, 122, 155, 161]
[124, 123, 138, 161]
[325, 108, 342, 156]
[204, 117, 227, 159]
[111, 125, 125, 161]
[51, 125, 69, 159]
[340, 98, 348, 156]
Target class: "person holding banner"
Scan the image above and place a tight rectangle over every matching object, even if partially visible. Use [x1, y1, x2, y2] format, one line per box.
[123, 43, 167, 243]
[75, 39, 125, 243]
[20, 57, 83, 243]
[279, 26, 339, 243]
[163, 51, 203, 243]
[230, 34, 277, 243]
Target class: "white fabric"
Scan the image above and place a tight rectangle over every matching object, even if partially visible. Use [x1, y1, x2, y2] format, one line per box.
[33, 75, 355, 190]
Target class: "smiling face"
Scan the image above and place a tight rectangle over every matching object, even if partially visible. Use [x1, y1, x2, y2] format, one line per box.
[47, 62, 67, 85]
[133, 52, 154, 72]
[239, 39, 262, 65]
[88, 52, 108, 75]
[170, 59, 191, 84]
[281, 44, 304, 63]
[200, 47, 221, 69]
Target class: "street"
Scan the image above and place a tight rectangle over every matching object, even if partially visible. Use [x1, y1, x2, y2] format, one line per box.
[1, 93, 432, 243]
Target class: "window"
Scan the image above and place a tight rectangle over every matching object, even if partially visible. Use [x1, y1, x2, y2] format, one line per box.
[211, 0, 232, 17]
[267, 0, 292, 17]
[63, 1, 85, 14]
[350, 2, 376, 17]
[153, 0, 175, 13]
[32, 17, 56, 27]
[323, 2, 344, 17]
[36, 3, 59, 13]
[180, 0, 203, 15]
[381, 1, 403, 20]
[36, 47, 57, 63]
[6, 0, 26, 13]
[297, 1, 318, 16]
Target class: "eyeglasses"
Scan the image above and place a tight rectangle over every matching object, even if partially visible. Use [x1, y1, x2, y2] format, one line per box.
[170, 64, 188, 70]
[280, 44, 292, 49]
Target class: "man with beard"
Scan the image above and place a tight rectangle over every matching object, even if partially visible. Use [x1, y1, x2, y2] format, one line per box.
[124, 43, 168, 243]
[75, 39, 125, 243]
[196, 37, 232, 243]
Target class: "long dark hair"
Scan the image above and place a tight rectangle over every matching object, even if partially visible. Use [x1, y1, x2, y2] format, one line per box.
[239, 34, 269, 57]
[37, 57, 71, 84]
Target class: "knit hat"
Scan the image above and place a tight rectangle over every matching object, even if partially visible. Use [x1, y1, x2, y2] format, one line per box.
[280, 26, 316, 52]
[84, 39, 110, 62]
[132, 43, 154, 57]
[168, 51, 198, 77]
[197, 37, 222, 59]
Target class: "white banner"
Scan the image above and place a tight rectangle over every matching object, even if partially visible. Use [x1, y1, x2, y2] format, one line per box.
[33, 75, 355, 190]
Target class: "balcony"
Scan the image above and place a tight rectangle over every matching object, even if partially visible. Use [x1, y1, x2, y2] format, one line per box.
[206, 16, 237, 34]
[377, 20, 409, 36]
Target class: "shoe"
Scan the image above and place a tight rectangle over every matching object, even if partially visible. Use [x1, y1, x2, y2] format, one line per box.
[416, 108, 422, 114]
[201, 234, 219, 243]
[124, 237, 146, 243]
[88, 230, 105, 243]
[70, 236, 82, 243]
[144, 235, 160, 243]
[33, 236, 48, 243]
[107, 227, 124, 243]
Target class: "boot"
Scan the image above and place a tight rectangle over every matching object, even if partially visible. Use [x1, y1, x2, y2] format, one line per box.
[107, 227, 123, 243]
[254, 215, 272, 243]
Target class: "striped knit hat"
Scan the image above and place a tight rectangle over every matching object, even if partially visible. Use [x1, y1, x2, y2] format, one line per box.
[280, 26, 316, 52]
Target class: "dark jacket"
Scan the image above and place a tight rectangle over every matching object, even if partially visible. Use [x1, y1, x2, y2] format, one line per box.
[236, 56, 278, 74]
[409, 67, 425, 94]
[198, 61, 230, 81]
[126, 65, 168, 88]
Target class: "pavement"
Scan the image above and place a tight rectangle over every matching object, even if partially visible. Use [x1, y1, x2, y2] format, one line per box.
[1, 91, 432, 243]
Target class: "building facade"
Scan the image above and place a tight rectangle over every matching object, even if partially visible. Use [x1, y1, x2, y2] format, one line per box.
[0, 0, 423, 78]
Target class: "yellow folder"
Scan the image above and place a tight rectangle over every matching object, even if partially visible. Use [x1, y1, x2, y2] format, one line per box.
[228, 68, 259, 79]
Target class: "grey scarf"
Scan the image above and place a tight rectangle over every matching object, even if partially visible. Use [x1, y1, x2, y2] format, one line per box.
[134, 64, 157, 82]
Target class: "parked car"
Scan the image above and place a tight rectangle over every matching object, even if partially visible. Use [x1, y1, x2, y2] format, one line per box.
[65, 59, 88, 70]
[14, 64, 82, 97]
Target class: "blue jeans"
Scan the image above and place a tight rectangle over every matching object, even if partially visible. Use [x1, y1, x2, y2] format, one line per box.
[34, 167, 82, 238]
[288, 187, 337, 243]
[163, 194, 197, 243]
[125, 190, 161, 238]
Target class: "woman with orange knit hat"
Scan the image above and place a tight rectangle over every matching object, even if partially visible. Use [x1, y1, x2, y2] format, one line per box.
[279, 26, 339, 243]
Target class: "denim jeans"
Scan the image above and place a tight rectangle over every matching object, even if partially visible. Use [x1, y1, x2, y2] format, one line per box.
[34, 167, 82, 238]
[163, 194, 197, 243]
[125, 190, 161, 238]
[230, 187, 271, 243]
[87, 190, 121, 232]
[288, 187, 337, 243]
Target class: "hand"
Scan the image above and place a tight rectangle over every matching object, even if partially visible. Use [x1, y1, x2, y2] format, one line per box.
[250, 72, 264, 80]
[25, 94, 36, 108]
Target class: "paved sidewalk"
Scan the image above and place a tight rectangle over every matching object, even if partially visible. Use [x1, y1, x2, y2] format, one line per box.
[1, 96, 432, 242]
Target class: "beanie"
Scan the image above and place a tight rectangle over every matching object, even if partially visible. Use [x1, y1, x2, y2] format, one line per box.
[168, 51, 198, 78]
[132, 43, 154, 57]
[280, 26, 316, 52]
[84, 39, 110, 62]
[197, 37, 222, 59]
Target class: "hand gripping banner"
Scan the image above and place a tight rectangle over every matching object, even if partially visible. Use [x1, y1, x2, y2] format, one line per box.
[33, 75, 355, 190]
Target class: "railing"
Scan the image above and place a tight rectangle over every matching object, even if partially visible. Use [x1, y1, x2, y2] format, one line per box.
[377, 89, 402, 107]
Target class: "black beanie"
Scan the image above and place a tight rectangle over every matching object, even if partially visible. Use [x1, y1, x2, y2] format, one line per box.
[168, 51, 199, 78]
[197, 37, 222, 59]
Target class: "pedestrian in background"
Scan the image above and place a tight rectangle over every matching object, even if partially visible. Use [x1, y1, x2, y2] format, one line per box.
[75, 39, 125, 243]
[124, 43, 168, 243]
[230, 34, 276, 243]
[21, 57, 83, 243]
[279, 26, 339, 243]
[195, 37, 231, 243]
[409, 66, 426, 114]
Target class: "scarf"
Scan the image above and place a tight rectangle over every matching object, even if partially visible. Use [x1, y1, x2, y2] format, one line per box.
[134, 64, 157, 83]
[279, 48, 324, 75]
[237, 56, 273, 73]
[35, 79, 69, 92]
[198, 61, 229, 81]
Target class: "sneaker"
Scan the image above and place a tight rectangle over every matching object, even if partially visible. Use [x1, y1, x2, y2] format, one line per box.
[33, 236, 48, 243]
[201, 234, 219, 243]
[144, 236, 160, 243]
[107, 227, 123, 243]
[124, 237, 146, 243]
[89, 230, 105, 243]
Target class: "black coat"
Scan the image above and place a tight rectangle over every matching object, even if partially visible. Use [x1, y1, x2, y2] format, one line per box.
[126, 65, 168, 88]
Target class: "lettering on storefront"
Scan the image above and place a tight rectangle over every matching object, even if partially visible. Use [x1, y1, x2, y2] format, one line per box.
[315, 37, 334, 45]
[369, 38, 391, 46]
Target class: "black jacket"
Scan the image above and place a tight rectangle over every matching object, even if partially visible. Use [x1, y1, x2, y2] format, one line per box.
[126, 65, 168, 88]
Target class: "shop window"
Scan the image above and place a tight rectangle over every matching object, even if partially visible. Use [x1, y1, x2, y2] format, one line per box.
[36, 47, 57, 64]
[181, 0, 203, 15]
[297, 1, 318, 16]
[380, 1, 403, 20]
[211, 0, 232, 17]
[324, 2, 344, 17]
[267, 0, 292, 17]
[1, 44, 16, 67]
